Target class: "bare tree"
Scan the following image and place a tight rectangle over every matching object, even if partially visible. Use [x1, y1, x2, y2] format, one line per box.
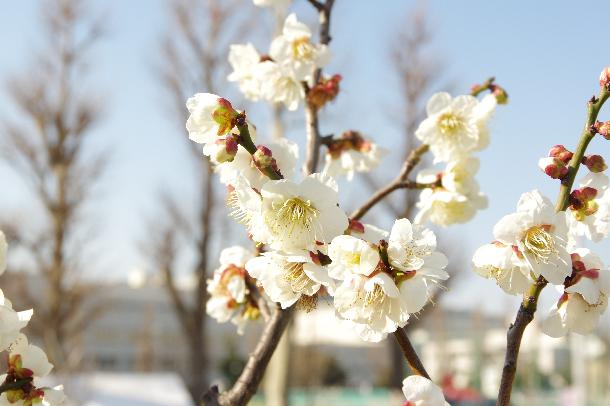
[0, 0, 106, 371]
[145, 0, 252, 402]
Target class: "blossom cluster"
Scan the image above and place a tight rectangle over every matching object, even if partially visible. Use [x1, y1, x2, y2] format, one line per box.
[473, 71, 610, 337]
[0, 231, 65, 405]
[187, 88, 454, 341]
[184, 0, 516, 345]
[228, 13, 330, 111]
[413, 91, 499, 226]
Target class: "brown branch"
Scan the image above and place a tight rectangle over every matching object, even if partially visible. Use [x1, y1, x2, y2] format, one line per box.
[496, 85, 610, 405]
[303, 0, 335, 175]
[497, 277, 546, 405]
[351, 144, 430, 220]
[203, 306, 296, 405]
[393, 327, 430, 379]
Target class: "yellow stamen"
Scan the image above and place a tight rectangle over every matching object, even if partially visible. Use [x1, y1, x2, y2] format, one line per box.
[292, 37, 315, 60]
[284, 262, 316, 293]
[524, 225, 556, 264]
[437, 112, 464, 136]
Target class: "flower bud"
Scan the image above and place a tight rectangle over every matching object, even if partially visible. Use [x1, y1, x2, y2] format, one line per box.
[600, 67, 610, 90]
[594, 121, 610, 139]
[211, 135, 238, 163]
[538, 156, 568, 179]
[548, 144, 573, 163]
[489, 84, 509, 104]
[253, 145, 279, 173]
[347, 218, 365, 234]
[307, 74, 342, 110]
[583, 154, 607, 173]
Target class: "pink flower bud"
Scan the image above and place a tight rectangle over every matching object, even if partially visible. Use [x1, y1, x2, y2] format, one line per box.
[347, 219, 365, 234]
[253, 145, 278, 172]
[594, 121, 610, 139]
[212, 135, 238, 163]
[600, 67, 610, 90]
[538, 157, 568, 179]
[548, 145, 573, 163]
[307, 74, 342, 110]
[583, 154, 607, 173]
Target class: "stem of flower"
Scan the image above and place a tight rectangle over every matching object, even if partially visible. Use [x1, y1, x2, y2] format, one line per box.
[496, 85, 609, 406]
[393, 327, 431, 379]
[555, 87, 610, 211]
[236, 123, 283, 181]
[350, 144, 430, 220]
[0, 378, 33, 395]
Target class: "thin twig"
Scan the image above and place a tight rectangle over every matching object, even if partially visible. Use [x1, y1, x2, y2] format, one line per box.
[393, 327, 430, 379]
[496, 85, 610, 406]
[351, 144, 430, 220]
[303, 0, 335, 175]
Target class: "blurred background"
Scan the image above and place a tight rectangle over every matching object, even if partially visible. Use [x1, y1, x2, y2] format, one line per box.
[0, 0, 609, 405]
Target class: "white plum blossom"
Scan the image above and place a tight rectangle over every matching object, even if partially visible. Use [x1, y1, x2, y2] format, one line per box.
[415, 189, 487, 227]
[256, 60, 305, 111]
[402, 375, 449, 406]
[415, 157, 488, 227]
[438, 157, 481, 196]
[0, 290, 32, 352]
[186, 93, 233, 144]
[253, 174, 348, 251]
[415, 92, 495, 163]
[269, 13, 330, 82]
[246, 249, 332, 309]
[566, 173, 610, 242]
[541, 289, 608, 338]
[9, 334, 54, 378]
[206, 246, 259, 334]
[328, 220, 448, 342]
[471, 93, 497, 151]
[217, 138, 298, 190]
[327, 235, 380, 280]
[227, 43, 262, 101]
[472, 242, 533, 295]
[387, 219, 449, 314]
[332, 265, 406, 342]
[322, 132, 387, 181]
[226, 176, 264, 232]
[322, 143, 386, 181]
[492, 190, 571, 285]
[565, 249, 610, 305]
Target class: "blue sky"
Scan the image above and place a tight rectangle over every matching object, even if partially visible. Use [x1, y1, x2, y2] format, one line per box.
[1, 0, 610, 323]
